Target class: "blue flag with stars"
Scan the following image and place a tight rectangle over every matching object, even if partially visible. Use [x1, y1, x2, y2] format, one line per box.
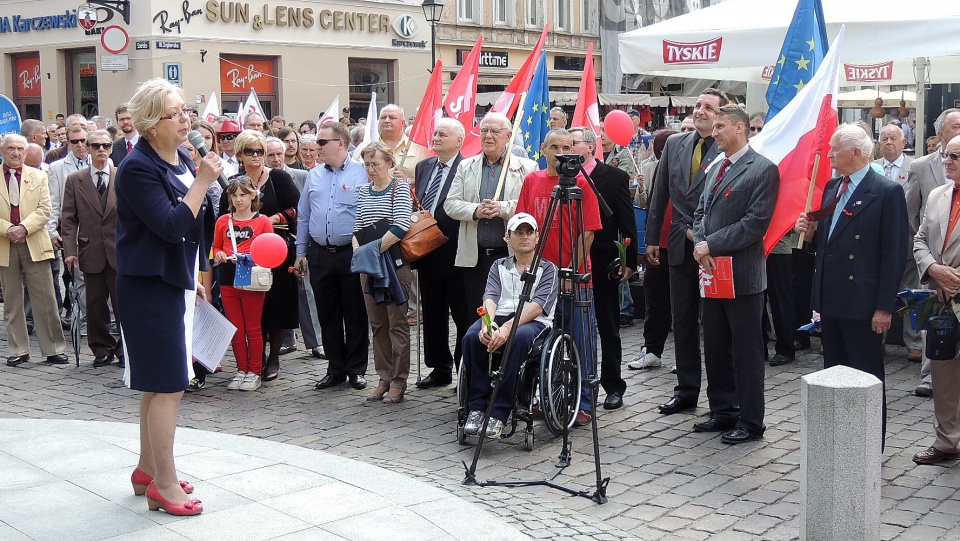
[764, 0, 828, 121]
[520, 52, 550, 168]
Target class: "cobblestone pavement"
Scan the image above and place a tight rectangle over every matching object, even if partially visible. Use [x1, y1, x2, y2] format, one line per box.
[2, 318, 960, 540]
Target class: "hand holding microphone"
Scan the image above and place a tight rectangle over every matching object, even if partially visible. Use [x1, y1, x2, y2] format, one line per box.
[188, 130, 229, 189]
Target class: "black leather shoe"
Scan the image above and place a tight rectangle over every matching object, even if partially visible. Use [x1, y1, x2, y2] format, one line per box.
[262, 359, 279, 382]
[603, 392, 623, 410]
[93, 355, 113, 367]
[416, 373, 452, 389]
[314, 374, 346, 390]
[721, 427, 764, 444]
[693, 418, 736, 432]
[6, 354, 29, 367]
[117, 356, 125, 368]
[658, 396, 697, 415]
[769, 354, 795, 367]
[349, 375, 367, 390]
[45, 354, 69, 364]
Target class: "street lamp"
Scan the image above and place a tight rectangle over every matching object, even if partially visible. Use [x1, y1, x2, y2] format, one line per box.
[421, 0, 444, 69]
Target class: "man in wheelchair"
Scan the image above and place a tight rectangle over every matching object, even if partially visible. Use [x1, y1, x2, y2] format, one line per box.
[463, 213, 559, 438]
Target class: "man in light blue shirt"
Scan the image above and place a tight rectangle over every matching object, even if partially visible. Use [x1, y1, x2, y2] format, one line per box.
[294, 122, 370, 392]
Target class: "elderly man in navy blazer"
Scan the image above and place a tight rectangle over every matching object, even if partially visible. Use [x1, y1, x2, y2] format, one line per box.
[796, 124, 910, 444]
[692, 105, 779, 444]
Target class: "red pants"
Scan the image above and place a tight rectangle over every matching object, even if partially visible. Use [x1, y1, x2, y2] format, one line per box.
[221, 286, 266, 375]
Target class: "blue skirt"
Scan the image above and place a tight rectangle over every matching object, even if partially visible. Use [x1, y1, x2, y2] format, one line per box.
[118, 275, 194, 393]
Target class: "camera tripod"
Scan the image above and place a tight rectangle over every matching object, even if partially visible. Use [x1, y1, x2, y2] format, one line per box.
[462, 155, 612, 504]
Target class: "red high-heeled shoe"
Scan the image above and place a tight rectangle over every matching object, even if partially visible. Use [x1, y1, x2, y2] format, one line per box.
[131, 468, 194, 496]
[145, 482, 203, 516]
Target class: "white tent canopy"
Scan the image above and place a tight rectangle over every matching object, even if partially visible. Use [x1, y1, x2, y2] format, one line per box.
[617, 0, 960, 86]
[836, 90, 916, 109]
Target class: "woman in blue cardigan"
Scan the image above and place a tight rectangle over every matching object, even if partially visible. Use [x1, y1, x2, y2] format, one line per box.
[115, 79, 222, 516]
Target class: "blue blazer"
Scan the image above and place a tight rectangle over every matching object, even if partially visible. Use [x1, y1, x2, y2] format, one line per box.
[115, 138, 214, 291]
[811, 169, 909, 320]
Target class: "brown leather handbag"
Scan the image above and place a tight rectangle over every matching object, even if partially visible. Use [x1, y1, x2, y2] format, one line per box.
[400, 190, 448, 262]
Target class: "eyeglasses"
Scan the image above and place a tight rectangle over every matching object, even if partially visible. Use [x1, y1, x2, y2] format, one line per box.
[316, 138, 340, 146]
[283, 138, 298, 145]
[218, 133, 238, 141]
[944, 152, 960, 161]
[363, 162, 386, 169]
[570, 140, 585, 145]
[242, 148, 265, 156]
[159, 108, 191, 121]
[69, 138, 86, 145]
[87, 142, 113, 150]
[479, 128, 505, 136]
[750, 127, 763, 133]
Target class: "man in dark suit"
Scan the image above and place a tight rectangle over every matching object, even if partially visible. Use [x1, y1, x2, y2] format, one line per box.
[61, 130, 122, 367]
[692, 105, 779, 444]
[796, 124, 910, 444]
[645, 88, 727, 415]
[412, 118, 467, 388]
[569, 127, 637, 410]
[903, 108, 960, 397]
[110, 105, 139, 167]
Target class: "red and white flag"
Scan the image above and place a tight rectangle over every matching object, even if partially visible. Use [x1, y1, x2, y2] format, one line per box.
[201, 91, 220, 123]
[409, 60, 444, 157]
[489, 26, 549, 119]
[240, 89, 265, 125]
[443, 37, 481, 141]
[750, 26, 845, 255]
[570, 42, 602, 160]
[318, 96, 340, 126]
[351, 92, 380, 160]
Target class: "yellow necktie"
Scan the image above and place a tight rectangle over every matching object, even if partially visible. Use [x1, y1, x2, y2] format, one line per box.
[691, 138, 705, 184]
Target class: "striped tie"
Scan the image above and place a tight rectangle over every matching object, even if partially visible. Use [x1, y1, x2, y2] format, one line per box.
[422, 162, 445, 210]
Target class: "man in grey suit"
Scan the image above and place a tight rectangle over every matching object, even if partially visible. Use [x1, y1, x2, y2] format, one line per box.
[903, 108, 960, 397]
[692, 105, 779, 444]
[875, 123, 921, 363]
[645, 88, 726, 415]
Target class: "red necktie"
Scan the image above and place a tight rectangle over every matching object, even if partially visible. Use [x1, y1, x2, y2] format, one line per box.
[807, 176, 851, 221]
[127, 141, 133, 154]
[710, 159, 732, 199]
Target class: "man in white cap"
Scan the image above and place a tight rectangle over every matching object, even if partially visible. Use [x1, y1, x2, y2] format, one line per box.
[461, 212, 558, 439]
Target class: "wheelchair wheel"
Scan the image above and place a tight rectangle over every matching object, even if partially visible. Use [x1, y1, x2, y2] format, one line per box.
[456, 362, 470, 445]
[539, 331, 581, 436]
[524, 428, 535, 451]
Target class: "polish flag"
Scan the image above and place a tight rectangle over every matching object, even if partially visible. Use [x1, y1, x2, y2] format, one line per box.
[409, 60, 444, 157]
[318, 96, 340, 126]
[570, 42, 602, 160]
[750, 26, 845, 255]
[241, 89, 265, 125]
[351, 92, 379, 160]
[202, 91, 220, 123]
[443, 37, 482, 141]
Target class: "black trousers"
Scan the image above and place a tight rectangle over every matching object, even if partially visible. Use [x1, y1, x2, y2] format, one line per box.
[702, 293, 766, 432]
[418, 265, 468, 377]
[642, 248, 672, 357]
[85, 266, 121, 357]
[308, 242, 369, 378]
[766, 253, 796, 358]
[463, 249, 507, 326]
[792, 246, 816, 347]
[669, 241, 702, 402]
[821, 316, 887, 444]
[591, 247, 627, 396]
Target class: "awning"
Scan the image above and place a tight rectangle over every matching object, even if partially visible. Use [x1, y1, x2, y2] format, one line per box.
[836, 89, 916, 108]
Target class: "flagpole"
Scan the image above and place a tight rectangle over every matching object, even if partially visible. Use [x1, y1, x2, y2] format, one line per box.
[492, 92, 529, 192]
[798, 153, 822, 249]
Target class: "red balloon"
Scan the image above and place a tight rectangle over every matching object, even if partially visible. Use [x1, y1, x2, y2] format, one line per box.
[604, 110, 634, 147]
[250, 233, 288, 268]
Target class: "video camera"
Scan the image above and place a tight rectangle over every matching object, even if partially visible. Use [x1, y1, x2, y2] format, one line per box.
[554, 153, 585, 178]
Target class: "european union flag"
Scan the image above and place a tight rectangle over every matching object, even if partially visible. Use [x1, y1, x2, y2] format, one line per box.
[765, 0, 828, 121]
[520, 52, 550, 168]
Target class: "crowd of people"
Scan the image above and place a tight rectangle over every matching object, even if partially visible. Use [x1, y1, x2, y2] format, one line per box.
[2, 77, 958, 516]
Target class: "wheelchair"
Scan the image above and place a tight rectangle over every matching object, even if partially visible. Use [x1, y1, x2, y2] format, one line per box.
[456, 324, 582, 451]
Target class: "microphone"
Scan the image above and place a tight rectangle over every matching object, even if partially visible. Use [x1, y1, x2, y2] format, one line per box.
[187, 130, 229, 189]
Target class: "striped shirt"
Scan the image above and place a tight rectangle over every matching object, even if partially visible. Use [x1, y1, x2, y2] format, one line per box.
[354, 178, 412, 239]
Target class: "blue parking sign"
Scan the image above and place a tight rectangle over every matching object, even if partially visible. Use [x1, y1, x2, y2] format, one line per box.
[164, 63, 182, 87]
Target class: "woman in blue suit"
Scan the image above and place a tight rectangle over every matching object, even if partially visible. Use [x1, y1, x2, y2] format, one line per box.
[116, 79, 223, 516]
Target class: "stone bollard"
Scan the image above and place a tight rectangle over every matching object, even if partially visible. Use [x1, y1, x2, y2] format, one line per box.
[801, 365, 882, 541]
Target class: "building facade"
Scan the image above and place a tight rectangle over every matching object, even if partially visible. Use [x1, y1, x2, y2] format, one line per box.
[0, 0, 433, 125]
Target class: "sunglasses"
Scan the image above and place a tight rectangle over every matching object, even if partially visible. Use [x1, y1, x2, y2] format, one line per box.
[944, 151, 960, 161]
[316, 138, 340, 146]
[69, 138, 86, 145]
[750, 127, 763, 133]
[242, 148, 265, 156]
[87, 142, 113, 150]
[218, 133, 238, 141]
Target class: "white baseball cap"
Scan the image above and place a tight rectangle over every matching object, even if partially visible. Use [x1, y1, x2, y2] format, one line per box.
[507, 212, 538, 232]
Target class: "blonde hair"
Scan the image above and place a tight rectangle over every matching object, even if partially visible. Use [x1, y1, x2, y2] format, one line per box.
[127, 78, 186, 138]
[359, 141, 395, 166]
[233, 130, 268, 158]
[225, 176, 263, 213]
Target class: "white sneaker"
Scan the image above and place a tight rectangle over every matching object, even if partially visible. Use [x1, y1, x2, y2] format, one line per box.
[670, 364, 677, 374]
[239, 372, 261, 391]
[227, 371, 246, 390]
[628, 349, 662, 369]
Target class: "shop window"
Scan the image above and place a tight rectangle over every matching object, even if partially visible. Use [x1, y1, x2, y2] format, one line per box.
[348, 58, 395, 114]
[12, 54, 41, 120]
[220, 55, 278, 121]
[65, 48, 98, 117]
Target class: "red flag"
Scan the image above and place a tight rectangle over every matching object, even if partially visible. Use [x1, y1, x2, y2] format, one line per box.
[570, 43, 602, 160]
[410, 60, 444, 154]
[490, 27, 549, 118]
[443, 37, 481, 138]
[751, 27, 845, 255]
